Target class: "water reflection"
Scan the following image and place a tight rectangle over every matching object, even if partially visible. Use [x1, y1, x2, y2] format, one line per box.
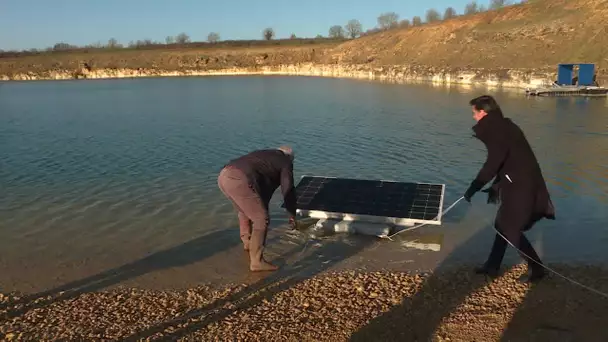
[396, 232, 444, 252]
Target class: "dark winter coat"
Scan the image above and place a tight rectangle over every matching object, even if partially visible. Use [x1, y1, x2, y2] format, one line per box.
[465, 111, 556, 233]
[224, 149, 297, 216]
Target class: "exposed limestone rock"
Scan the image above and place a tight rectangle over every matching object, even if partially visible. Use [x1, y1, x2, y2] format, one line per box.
[0, 63, 555, 90]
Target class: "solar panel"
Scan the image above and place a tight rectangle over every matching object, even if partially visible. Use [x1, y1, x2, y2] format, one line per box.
[282, 175, 445, 226]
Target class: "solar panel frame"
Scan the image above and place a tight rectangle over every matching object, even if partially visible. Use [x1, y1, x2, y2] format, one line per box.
[284, 175, 446, 226]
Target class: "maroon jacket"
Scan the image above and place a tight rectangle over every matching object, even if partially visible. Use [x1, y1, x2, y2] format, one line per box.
[225, 149, 297, 216]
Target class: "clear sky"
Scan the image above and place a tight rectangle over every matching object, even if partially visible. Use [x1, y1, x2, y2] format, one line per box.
[1, 0, 488, 51]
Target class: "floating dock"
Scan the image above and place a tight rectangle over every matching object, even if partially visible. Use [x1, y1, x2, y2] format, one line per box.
[526, 85, 608, 97]
[525, 63, 607, 97]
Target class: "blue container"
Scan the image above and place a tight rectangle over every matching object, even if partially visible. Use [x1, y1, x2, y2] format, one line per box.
[557, 63, 596, 86]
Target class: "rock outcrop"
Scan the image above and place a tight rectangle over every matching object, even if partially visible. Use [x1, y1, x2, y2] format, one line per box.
[0, 63, 556, 90]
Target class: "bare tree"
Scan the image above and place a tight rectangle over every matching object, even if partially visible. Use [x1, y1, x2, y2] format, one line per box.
[399, 19, 411, 28]
[207, 32, 220, 43]
[329, 25, 345, 38]
[86, 41, 103, 49]
[464, 1, 479, 14]
[444, 7, 457, 19]
[377, 12, 399, 30]
[263, 28, 274, 40]
[107, 38, 122, 48]
[134, 39, 153, 47]
[490, 0, 511, 9]
[175, 33, 190, 44]
[344, 19, 363, 39]
[412, 16, 423, 26]
[426, 9, 441, 23]
[165, 36, 175, 44]
[53, 42, 75, 51]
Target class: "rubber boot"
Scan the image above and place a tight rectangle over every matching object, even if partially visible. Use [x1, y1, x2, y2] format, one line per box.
[519, 268, 546, 283]
[475, 233, 508, 278]
[248, 229, 278, 272]
[238, 214, 252, 251]
[519, 258, 546, 283]
[241, 235, 250, 252]
[517, 234, 546, 283]
[241, 234, 250, 251]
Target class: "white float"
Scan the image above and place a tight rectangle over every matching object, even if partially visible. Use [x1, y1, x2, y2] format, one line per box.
[313, 218, 394, 237]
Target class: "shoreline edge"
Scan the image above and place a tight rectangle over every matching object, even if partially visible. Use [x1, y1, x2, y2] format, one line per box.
[0, 63, 558, 90]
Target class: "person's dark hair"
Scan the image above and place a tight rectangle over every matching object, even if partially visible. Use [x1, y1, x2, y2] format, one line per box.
[469, 95, 504, 117]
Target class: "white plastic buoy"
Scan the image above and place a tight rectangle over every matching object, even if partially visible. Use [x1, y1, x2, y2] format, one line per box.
[314, 218, 392, 237]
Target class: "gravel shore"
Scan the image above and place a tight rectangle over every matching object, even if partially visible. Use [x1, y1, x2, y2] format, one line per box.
[2, 263, 608, 341]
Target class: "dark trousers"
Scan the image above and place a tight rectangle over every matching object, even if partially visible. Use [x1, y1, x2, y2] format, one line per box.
[485, 224, 544, 272]
[217, 167, 269, 245]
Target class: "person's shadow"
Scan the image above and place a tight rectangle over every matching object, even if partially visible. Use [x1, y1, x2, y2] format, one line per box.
[349, 200, 608, 341]
[348, 200, 531, 341]
[120, 227, 375, 341]
[498, 228, 608, 342]
[2, 228, 253, 319]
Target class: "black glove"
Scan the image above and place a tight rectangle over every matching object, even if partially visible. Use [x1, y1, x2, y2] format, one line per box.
[464, 179, 485, 203]
[481, 186, 499, 204]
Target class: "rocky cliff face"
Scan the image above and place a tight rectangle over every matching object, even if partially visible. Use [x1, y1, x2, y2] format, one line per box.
[0, 63, 556, 90]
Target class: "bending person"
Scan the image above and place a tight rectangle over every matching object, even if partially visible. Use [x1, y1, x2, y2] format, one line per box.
[463, 95, 556, 283]
[218, 146, 297, 272]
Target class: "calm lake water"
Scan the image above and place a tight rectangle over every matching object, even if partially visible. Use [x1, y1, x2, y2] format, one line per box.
[1, 76, 607, 293]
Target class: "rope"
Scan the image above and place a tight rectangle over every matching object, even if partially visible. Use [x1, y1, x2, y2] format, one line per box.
[469, 204, 608, 299]
[381, 196, 465, 240]
[380, 194, 608, 299]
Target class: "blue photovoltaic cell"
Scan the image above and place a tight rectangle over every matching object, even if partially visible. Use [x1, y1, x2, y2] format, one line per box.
[282, 176, 443, 221]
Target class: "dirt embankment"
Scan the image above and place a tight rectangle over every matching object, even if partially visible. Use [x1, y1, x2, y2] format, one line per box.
[333, 0, 608, 70]
[1, 0, 606, 87]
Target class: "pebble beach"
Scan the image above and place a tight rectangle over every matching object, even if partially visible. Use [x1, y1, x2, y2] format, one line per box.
[2, 264, 608, 341]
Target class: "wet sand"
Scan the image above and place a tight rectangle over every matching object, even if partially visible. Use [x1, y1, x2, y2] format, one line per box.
[3, 202, 606, 296]
[2, 264, 608, 341]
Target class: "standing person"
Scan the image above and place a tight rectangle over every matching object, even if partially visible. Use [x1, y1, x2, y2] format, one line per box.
[218, 146, 298, 272]
[463, 95, 556, 283]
